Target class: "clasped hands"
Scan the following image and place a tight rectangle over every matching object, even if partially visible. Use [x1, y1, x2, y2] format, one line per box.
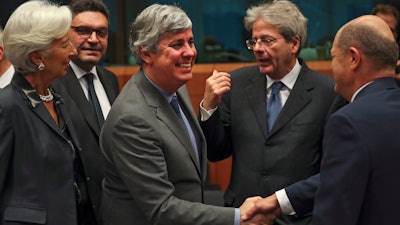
[239, 194, 282, 225]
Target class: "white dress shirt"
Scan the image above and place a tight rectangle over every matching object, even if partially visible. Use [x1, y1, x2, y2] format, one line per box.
[69, 61, 111, 119]
[0, 65, 14, 89]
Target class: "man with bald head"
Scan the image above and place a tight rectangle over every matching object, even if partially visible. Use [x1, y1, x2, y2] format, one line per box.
[311, 14, 400, 225]
[242, 15, 400, 225]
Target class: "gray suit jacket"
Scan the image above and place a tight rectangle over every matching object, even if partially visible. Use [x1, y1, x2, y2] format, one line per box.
[100, 69, 234, 225]
[201, 59, 345, 225]
[51, 66, 119, 223]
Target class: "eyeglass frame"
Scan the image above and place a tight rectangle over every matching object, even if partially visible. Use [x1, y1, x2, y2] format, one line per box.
[71, 26, 109, 39]
[245, 36, 283, 50]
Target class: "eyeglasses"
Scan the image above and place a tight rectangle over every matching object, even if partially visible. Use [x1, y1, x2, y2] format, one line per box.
[245, 37, 282, 50]
[71, 26, 109, 39]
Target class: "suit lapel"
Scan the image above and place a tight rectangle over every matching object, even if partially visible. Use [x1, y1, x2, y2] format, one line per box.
[270, 67, 312, 134]
[13, 73, 68, 139]
[138, 72, 203, 176]
[244, 72, 269, 138]
[176, 88, 206, 176]
[96, 66, 118, 104]
[63, 68, 101, 135]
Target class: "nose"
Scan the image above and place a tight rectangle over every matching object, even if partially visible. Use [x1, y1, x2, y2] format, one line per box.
[183, 43, 196, 57]
[253, 40, 265, 51]
[87, 31, 100, 42]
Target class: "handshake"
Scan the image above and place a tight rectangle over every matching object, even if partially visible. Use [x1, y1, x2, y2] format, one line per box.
[239, 194, 282, 225]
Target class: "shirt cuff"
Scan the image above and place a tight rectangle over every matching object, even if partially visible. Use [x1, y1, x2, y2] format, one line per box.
[234, 208, 240, 225]
[199, 99, 217, 121]
[276, 189, 296, 215]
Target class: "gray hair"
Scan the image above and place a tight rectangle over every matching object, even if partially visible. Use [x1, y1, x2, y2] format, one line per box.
[337, 22, 399, 71]
[244, 0, 308, 51]
[3, 0, 72, 74]
[129, 4, 192, 66]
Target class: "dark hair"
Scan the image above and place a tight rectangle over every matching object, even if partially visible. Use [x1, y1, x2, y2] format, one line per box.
[69, 0, 109, 20]
[371, 4, 400, 21]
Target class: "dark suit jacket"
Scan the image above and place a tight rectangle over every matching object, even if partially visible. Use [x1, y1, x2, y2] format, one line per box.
[311, 77, 400, 225]
[51, 66, 119, 222]
[0, 73, 82, 225]
[100, 69, 235, 225]
[200, 59, 344, 225]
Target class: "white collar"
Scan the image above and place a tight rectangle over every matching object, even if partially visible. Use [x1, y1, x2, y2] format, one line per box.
[266, 59, 301, 90]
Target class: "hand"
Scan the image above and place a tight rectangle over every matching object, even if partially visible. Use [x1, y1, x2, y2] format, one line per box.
[240, 196, 262, 217]
[241, 194, 282, 222]
[240, 196, 274, 225]
[202, 70, 231, 110]
[240, 213, 276, 225]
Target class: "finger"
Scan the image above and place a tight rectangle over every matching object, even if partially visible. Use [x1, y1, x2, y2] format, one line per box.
[241, 206, 259, 221]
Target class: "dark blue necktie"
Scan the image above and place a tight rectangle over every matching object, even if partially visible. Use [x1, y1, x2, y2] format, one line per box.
[170, 95, 200, 164]
[170, 95, 184, 123]
[85, 73, 104, 127]
[267, 81, 284, 131]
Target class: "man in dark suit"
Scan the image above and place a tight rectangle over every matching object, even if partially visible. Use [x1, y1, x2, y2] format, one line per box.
[199, 1, 344, 224]
[243, 15, 400, 225]
[100, 4, 270, 225]
[51, 0, 119, 223]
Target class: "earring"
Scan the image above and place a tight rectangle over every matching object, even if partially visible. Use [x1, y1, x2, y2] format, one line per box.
[38, 62, 45, 71]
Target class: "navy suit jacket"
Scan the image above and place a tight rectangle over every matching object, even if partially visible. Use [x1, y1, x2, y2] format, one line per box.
[287, 78, 400, 224]
[51, 66, 119, 222]
[0, 73, 82, 225]
[311, 77, 400, 225]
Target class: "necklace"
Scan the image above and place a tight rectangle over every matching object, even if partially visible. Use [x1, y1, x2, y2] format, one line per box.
[39, 88, 54, 102]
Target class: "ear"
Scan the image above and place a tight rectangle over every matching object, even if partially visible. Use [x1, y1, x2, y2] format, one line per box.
[348, 46, 361, 71]
[0, 46, 4, 61]
[28, 50, 44, 67]
[138, 46, 152, 65]
[291, 35, 301, 55]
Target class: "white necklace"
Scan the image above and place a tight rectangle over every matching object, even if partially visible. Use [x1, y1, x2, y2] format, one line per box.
[39, 88, 54, 102]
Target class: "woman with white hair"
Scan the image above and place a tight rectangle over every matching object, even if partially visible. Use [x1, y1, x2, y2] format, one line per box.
[0, 1, 96, 225]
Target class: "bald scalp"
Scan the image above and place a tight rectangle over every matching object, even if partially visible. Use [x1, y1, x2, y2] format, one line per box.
[336, 15, 398, 71]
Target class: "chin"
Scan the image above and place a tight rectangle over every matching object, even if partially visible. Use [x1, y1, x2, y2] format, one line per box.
[259, 66, 273, 75]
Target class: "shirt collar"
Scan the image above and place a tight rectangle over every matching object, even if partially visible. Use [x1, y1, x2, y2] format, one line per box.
[266, 59, 301, 90]
[143, 71, 174, 102]
[351, 81, 373, 102]
[69, 61, 98, 79]
[0, 65, 14, 88]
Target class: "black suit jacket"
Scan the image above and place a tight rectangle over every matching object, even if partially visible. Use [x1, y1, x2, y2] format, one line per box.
[201, 59, 345, 225]
[51, 66, 119, 222]
[0, 73, 82, 225]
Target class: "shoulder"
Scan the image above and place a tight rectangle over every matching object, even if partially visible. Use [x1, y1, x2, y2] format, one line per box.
[229, 65, 261, 82]
[230, 65, 260, 76]
[97, 66, 117, 78]
[298, 67, 335, 91]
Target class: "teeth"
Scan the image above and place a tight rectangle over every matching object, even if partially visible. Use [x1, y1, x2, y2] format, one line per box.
[179, 63, 191, 68]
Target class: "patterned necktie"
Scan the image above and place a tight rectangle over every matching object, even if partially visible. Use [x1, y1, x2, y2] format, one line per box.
[267, 81, 284, 131]
[85, 73, 104, 127]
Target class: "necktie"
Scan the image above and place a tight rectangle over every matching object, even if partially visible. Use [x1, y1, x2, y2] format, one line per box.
[170, 95, 200, 164]
[170, 95, 184, 122]
[267, 81, 284, 131]
[85, 73, 104, 127]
